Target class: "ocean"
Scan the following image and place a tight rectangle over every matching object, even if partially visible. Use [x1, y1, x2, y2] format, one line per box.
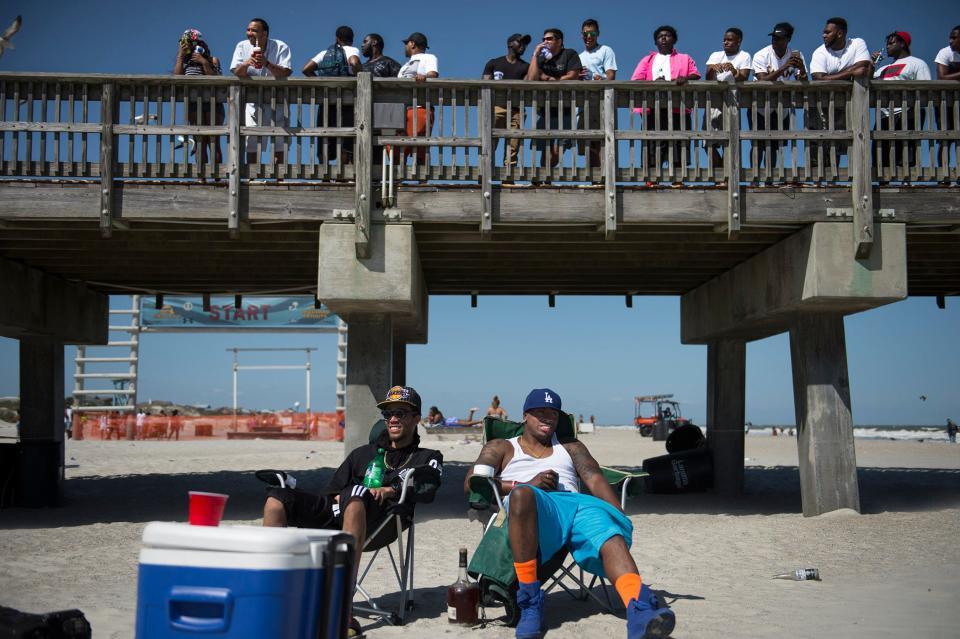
[594, 424, 953, 442]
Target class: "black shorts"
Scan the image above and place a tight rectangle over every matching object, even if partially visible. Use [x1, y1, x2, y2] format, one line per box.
[266, 484, 391, 530]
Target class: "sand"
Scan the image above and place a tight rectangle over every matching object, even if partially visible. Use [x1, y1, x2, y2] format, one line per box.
[1, 427, 959, 638]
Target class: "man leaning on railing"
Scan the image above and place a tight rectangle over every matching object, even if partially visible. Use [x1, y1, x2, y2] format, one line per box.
[871, 31, 931, 180]
[525, 28, 582, 172]
[807, 16, 870, 175]
[230, 17, 293, 168]
[750, 22, 808, 172]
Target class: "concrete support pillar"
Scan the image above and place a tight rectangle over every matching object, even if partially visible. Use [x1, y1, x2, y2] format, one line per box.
[344, 315, 393, 456]
[706, 338, 746, 495]
[18, 337, 65, 506]
[392, 341, 407, 388]
[789, 313, 860, 516]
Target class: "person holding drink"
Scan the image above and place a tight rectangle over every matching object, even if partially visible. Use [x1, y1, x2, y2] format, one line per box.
[229, 18, 293, 168]
[174, 28, 223, 179]
[262, 385, 442, 637]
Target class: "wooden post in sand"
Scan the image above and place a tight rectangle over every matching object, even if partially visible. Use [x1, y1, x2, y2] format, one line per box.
[706, 338, 746, 494]
[789, 312, 860, 516]
[18, 337, 66, 506]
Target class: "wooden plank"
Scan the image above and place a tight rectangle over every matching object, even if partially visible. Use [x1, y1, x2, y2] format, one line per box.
[99, 82, 115, 237]
[850, 77, 873, 258]
[227, 84, 242, 237]
[354, 72, 372, 258]
[604, 87, 617, 240]
[723, 86, 741, 239]
[479, 86, 493, 237]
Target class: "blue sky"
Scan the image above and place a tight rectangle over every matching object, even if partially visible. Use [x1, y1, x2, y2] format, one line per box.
[1, 0, 958, 424]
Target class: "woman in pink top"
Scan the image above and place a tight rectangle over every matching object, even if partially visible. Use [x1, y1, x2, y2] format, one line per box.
[631, 25, 700, 181]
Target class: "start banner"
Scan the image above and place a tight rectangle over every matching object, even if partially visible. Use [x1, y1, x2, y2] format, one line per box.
[140, 296, 339, 330]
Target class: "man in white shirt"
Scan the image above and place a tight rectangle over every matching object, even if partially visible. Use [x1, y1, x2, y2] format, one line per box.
[397, 32, 439, 164]
[704, 28, 751, 171]
[578, 19, 617, 170]
[230, 18, 293, 167]
[302, 26, 362, 167]
[750, 22, 808, 170]
[872, 31, 931, 174]
[808, 17, 870, 173]
[934, 26, 960, 169]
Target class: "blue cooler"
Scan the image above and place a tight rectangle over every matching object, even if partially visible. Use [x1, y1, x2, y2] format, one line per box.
[136, 523, 354, 639]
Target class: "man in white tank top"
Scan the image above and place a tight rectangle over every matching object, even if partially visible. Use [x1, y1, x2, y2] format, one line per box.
[464, 388, 675, 639]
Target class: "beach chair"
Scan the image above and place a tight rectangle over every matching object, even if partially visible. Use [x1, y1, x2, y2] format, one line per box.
[256, 420, 437, 626]
[467, 414, 648, 625]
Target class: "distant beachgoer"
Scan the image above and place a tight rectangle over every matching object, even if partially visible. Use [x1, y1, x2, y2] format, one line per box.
[168, 409, 181, 440]
[98, 414, 108, 440]
[771, 427, 779, 436]
[426, 406, 481, 427]
[136, 410, 146, 440]
[947, 418, 958, 443]
[589, 414, 595, 425]
[487, 395, 509, 421]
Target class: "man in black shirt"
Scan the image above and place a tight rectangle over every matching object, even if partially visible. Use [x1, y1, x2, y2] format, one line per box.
[526, 28, 582, 168]
[483, 33, 531, 169]
[263, 385, 443, 628]
[360, 33, 402, 78]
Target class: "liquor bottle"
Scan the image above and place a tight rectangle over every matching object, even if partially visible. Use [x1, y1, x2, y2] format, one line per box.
[772, 568, 820, 581]
[447, 547, 480, 624]
[362, 448, 386, 488]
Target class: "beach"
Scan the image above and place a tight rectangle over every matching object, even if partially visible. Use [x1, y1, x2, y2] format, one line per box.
[1, 425, 958, 638]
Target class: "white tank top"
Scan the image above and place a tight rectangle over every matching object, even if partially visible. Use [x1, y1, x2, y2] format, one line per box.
[500, 434, 580, 493]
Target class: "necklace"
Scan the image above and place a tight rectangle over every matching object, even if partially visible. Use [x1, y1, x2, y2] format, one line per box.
[384, 448, 414, 470]
[519, 437, 552, 459]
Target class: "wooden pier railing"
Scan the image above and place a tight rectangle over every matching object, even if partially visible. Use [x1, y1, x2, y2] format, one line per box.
[1, 73, 957, 250]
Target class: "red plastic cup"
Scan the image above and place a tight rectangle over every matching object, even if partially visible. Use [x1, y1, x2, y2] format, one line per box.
[188, 491, 229, 526]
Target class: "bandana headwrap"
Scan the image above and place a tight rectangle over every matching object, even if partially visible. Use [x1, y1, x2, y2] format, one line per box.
[180, 28, 203, 46]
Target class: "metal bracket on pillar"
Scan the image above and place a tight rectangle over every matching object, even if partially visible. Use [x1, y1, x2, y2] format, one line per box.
[723, 86, 741, 240]
[850, 77, 874, 259]
[227, 84, 243, 239]
[603, 87, 617, 240]
[480, 85, 494, 238]
[99, 82, 116, 238]
[354, 73, 373, 259]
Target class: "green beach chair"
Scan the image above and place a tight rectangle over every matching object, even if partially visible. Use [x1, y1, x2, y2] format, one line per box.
[466, 413, 648, 625]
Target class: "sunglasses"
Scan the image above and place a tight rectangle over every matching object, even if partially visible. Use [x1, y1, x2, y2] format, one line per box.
[381, 409, 414, 419]
[543, 36, 556, 41]
[582, 31, 598, 37]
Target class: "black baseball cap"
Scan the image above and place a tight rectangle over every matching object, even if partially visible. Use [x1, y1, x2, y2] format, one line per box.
[769, 22, 794, 38]
[508, 33, 532, 46]
[402, 32, 429, 50]
[377, 385, 422, 413]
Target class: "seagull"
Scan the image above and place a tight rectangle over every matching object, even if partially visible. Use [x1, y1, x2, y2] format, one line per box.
[919, 395, 927, 402]
[134, 113, 158, 124]
[174, 135, 196, 155]
[0, 16, 22, 59]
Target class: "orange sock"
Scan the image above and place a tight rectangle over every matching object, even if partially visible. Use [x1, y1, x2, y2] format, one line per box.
[615, 573, 643, 607]
[514, 559, 538, 584]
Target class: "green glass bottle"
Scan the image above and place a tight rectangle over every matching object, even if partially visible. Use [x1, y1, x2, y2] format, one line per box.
[362, 447, 386, 488]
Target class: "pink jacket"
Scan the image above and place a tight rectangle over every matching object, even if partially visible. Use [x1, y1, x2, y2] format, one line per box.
[631, 50, 700, 114]
[631, 50, 699, 81]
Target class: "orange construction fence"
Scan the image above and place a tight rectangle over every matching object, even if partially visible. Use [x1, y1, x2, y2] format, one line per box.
[71, 411, 343, 442]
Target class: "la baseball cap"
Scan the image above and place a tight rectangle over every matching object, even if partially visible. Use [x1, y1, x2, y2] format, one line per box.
[377, 385, 422, 413]
[508, 33, 532, 46]
[522, 388, 562, 414]
[769, 22, 794, 38]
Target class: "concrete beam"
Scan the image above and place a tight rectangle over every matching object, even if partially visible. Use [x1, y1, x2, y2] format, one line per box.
[317, 222, 425, 318]
[706, 339, 746, 495]
[790, 313, 860, 516]
[0, 256, 109, 343]
[343, 315, 393, 457]
[680, 222, 907, 344]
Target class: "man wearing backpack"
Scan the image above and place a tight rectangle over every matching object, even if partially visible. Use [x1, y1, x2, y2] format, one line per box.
[304, 26, 362, 167]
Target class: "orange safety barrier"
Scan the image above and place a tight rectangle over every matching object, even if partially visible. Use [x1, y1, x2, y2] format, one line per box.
[71, 411, 340, 441]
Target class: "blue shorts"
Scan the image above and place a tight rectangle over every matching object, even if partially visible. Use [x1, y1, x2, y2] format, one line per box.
[508, 487, 633, 577]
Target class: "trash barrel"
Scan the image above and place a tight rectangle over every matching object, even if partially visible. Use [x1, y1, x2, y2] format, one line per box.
[652, 420, 669, 441]
[641, 448, 713, 494]
[665, 424, 705, 453]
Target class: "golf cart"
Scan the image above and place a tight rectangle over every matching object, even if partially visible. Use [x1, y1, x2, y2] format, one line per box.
[634, 394, 693, 440]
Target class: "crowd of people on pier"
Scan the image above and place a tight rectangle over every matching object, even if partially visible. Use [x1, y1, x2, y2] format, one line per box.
[171, 16, 960, 180]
